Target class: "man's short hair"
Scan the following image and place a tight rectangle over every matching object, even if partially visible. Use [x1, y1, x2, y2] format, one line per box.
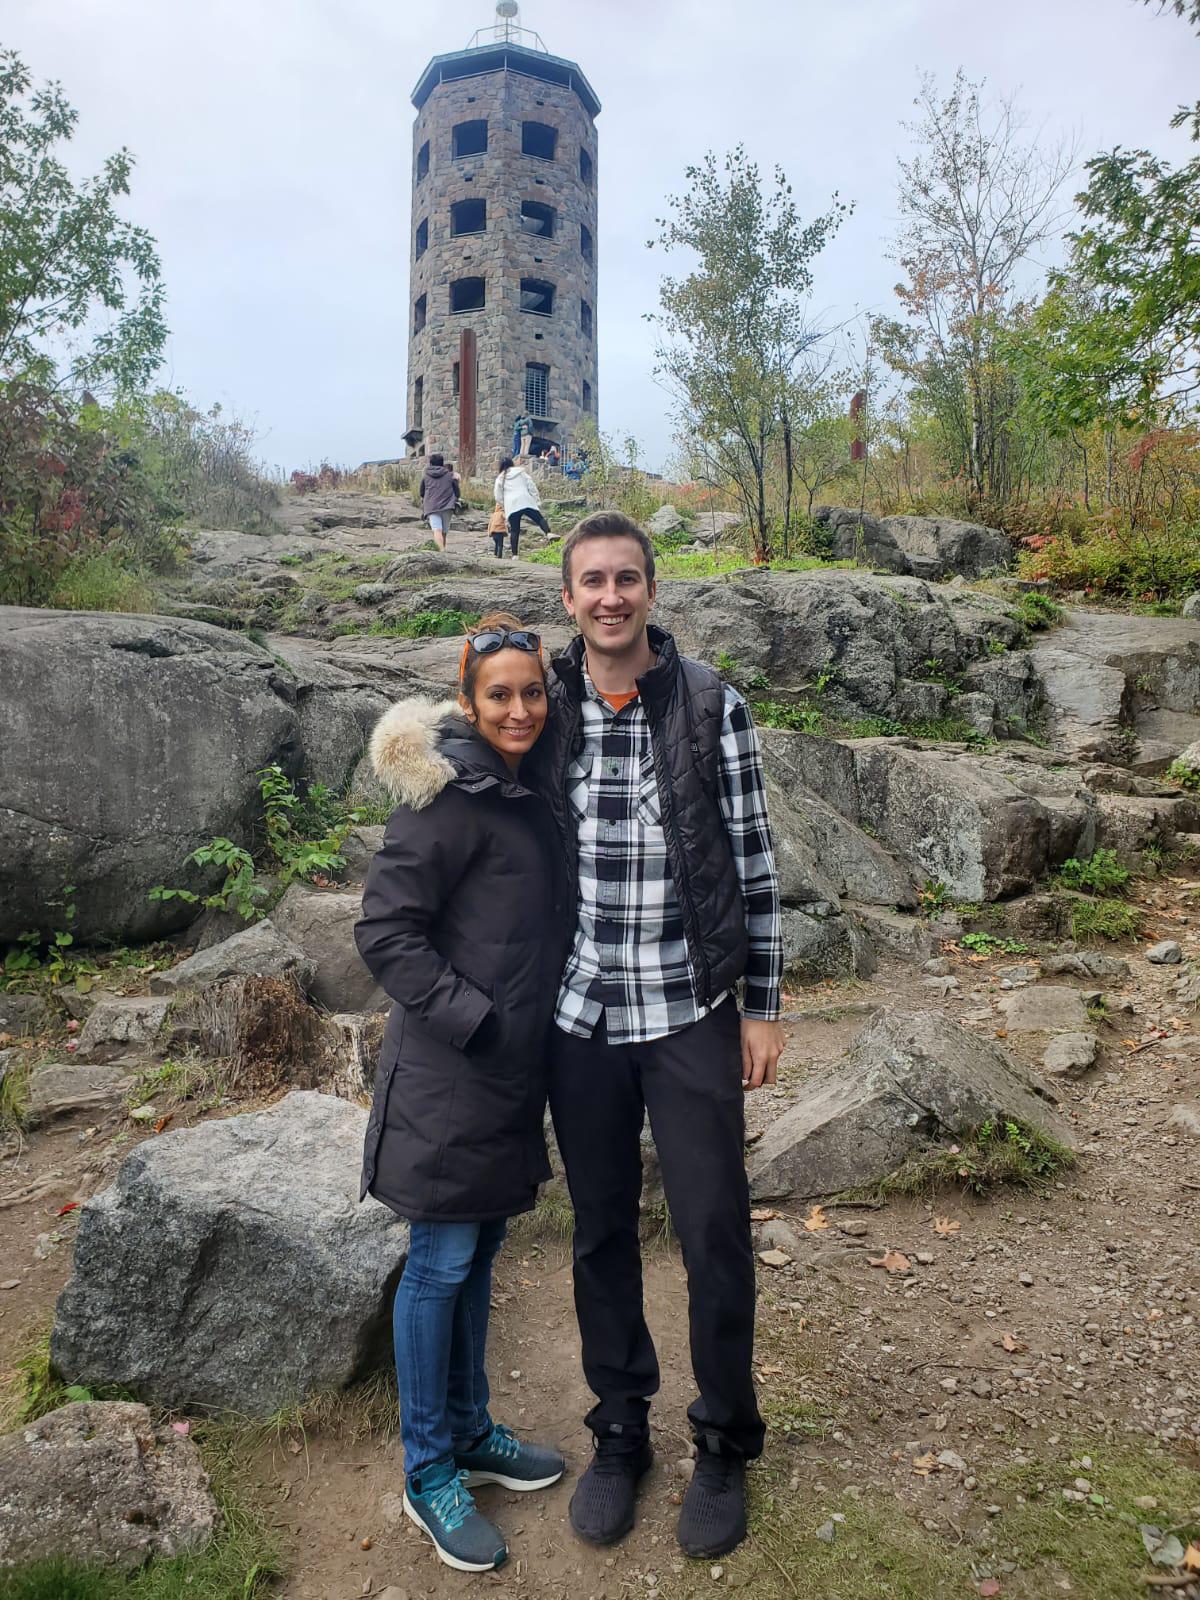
[428, 452, 444, 467]
[561, 510, 656, 593]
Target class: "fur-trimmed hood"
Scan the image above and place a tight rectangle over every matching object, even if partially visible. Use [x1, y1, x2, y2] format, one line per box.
[368, 696, 525, 811]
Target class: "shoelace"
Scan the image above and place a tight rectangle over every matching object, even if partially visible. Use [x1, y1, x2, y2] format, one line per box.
[426, 1469, 475, 1532]
[486, 1424, 521, 1461]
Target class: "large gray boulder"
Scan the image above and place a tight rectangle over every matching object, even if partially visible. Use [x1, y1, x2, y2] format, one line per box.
[812, 507, 1010, 580]
[150, 919, 315, 994]
[747, 1010, 1071, 1201]
[270, 884, 385, 1012]
[265, 637, 392, 789]
[0, 609, 299, 944]
[0, 1401, 220, 1570]
[51, 1092, 408, 1414]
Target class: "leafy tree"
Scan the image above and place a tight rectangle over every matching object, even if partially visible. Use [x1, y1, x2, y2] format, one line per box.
[649, 146, 848, 562]
[1142, 0, 1200, 138]
[0, 48, 166, 389]
[874, 71, 1072, 509]
[786, 364, 854, 513]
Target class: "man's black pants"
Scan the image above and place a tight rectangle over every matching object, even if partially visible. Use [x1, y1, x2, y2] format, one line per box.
[548, 1000, 764, 1459]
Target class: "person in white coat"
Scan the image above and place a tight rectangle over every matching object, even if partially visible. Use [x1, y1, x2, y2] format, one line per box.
[494, 457, 551, 558]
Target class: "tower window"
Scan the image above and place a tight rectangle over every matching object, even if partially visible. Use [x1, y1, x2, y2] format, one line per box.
[450, 198, 487, 236]
[452, 119, 488, 159]
[524, 362, 550, 417]
[580, 147, 594, 185]
[583, 379, 593, 410]
[416, 140, 429, 180]
[520, 200, 556, 238]
[414, 217, 428, 259]
[413, 293, 427, 333]
[522, 121, 557, 160]
[520, 278, 555, 316]
[580, 299, 593, 338]
[452, 361, 460, 398]
[412, 376, 423, 428]
[581, 222, 593, 262]
[449, 276, 485, 313]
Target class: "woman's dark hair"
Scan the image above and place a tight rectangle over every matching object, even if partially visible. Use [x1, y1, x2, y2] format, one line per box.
[498, 456, 513, 472]
[459, 611, 546, 707]
[561, 510, 656, 593]
[429, 452, 444, 467]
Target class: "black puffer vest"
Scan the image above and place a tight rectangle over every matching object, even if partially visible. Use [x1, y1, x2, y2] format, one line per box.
[533, 625, 748, 1005]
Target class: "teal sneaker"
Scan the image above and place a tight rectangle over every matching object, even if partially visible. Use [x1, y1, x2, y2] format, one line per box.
[455, 1421, 566, 1491]
[404, 1460, 507, 1572]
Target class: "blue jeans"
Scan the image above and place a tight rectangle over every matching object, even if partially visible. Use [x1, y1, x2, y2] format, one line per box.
[394, 1218, 507, 1480]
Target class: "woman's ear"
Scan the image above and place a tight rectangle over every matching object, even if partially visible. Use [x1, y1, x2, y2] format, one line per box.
[457, 690, 475, 722]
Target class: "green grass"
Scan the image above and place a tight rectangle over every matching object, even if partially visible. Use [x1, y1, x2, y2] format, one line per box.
[1010, 590, 1065, 630]
[1070, 896, 1140, 943]
[125, 1055, 227, 1114]
[1167, 757, 1200, 791]
[48, 553, 156, 614]
[362, 608, 480, 639]
[508, 1184, 576, 1246]
[866, 1117, 1076, 1200]
[0, 1050, 33, 1131]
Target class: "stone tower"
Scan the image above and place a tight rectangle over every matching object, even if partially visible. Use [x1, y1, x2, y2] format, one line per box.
[405, 4, 600, 474]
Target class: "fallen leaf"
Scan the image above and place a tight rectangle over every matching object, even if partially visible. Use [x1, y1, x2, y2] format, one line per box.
[911, 1450, 941, 1475]
[750, 1208, 778, 1222]
[1122, 1038, 1139, 1049]
[758, 1249, 792, 1268]
[287, 1437, 303, 1455]
[1000, 1333, 1027, 1353]
[171, 1420, 191, 1436]
[0, 1033, 11, 1048]
[933, 1216, 961, 1237]
[977, 1581, 1001, 1597]
[869, 1250, 911, 1274]
[757, 1364, 784, 1377]
[1184, 1542, 1200, 1572]
[153, 1113, 174, 1135]
[994, 1029, 1008, 1039]
[0, 1280, 19, 1291]
[55, 1201, 79, 1216]
[803, 1204, 830, 1232]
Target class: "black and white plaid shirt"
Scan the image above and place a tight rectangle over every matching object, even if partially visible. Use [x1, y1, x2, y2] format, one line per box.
[554, 671, 783, 1045]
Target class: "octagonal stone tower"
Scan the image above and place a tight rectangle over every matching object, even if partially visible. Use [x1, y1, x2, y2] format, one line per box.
[405, 5, 600, 473]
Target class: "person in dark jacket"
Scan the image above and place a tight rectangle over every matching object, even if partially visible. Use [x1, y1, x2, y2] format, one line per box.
[419, 453, 460, 550]
[527, 511, 784, 1561]
[355, 611, 567, 1573]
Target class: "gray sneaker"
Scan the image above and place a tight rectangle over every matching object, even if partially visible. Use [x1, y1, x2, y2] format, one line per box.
[455, 1422, 565, 1491]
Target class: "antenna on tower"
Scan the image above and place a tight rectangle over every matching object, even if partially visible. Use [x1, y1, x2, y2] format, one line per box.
[467, 2, 547, 51]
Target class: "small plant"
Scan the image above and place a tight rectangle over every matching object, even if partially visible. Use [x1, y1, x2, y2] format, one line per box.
[1166, 758, 1200, 792]
[0, 1050, 33, 1130]
[960, 931, 1030, 955]
[1110, 725, 1140, 765]
[1070, 896, 1140, 943]
[714, 650, 739, 676]
[1011, 591, 1065, 630]
[986, 634, 1009, 655]
[918, 878, 949, 913]
[870, 1116, 1075, 1198]
[750, 699, 825, 734]
[149, 838, 267, 922]
[1056, 847, 1131, 897]
[746, 668, 771, 692]
[258, 765, 350, 884]
[1085, 997, 1110, 1024]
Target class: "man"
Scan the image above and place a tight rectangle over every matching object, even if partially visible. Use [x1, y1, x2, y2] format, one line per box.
[418, 453, 459, 552]
[531, 510, 784, 1560]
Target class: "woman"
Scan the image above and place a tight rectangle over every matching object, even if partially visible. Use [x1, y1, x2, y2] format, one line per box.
[419, 453, 460, 550]
[355, 613, 567, 1575]
[493, 456, 550, 558]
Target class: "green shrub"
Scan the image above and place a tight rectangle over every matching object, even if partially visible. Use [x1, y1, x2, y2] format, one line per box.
[959, 930, 1030, 955]
[48, 552, 155, 613]
[1011, 590, 1065, 629]
[1056, 847, 1131, 896]
[1018, 519, 1200, 603]
[1166, 757, 1200, 791]
[367, 608, 479, 639]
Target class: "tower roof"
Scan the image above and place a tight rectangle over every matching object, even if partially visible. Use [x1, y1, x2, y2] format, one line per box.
[411, 40, 601, 119]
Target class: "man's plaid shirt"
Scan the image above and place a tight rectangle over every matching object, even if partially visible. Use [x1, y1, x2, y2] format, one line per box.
[554, 670, 783, 1045]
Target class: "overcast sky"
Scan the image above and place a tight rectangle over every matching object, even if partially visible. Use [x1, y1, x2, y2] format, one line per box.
[7, 0, 1197, 473]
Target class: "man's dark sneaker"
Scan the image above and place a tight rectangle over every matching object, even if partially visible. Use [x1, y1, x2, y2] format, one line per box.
[455, 1422, 565, 1491]
[568, 1427, 654, 1546]
[676, 1447, 747, 1558]
[404, 1460, 507, 1572]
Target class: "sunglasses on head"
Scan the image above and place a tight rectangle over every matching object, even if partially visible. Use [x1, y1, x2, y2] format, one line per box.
[466, 627, 541, 655]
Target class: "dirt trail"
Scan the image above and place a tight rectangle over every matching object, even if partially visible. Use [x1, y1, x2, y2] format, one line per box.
[2, 899, 1198, 1596]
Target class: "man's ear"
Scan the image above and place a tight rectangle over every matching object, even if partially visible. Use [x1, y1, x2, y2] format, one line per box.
[561, 583, 577, 620]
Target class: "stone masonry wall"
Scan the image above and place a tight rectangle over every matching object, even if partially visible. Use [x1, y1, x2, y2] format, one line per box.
[406, 62, 598, 471]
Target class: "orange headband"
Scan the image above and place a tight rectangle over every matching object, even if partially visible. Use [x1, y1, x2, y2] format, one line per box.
[457, 633, 545, 686]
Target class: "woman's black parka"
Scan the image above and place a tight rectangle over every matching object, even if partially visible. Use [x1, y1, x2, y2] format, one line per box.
[355, 696, 566, 1223]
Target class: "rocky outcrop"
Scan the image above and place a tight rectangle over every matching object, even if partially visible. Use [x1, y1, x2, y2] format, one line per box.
[27, 1060, 136, 1125]
[0, 609, 300, 944]
[150, 920, 315, 994]
[264, 637, 392, 790]
[77, 995, 173, 1058]
[270, 885, 385, 1012]
[0, 1401, 220, 1570]
[747, 1010, 1071, 1201]
[812, 507, 1011, 580]
[51, 1092, 409, 1414]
